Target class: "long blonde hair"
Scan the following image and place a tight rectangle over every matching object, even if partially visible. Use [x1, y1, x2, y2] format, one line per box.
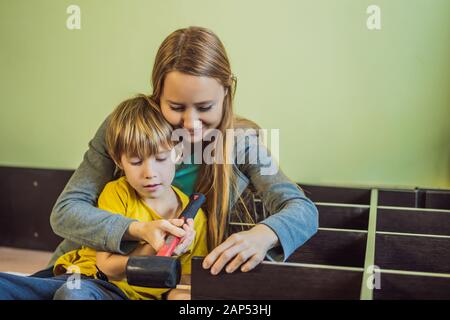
[150, 26, 252, 250]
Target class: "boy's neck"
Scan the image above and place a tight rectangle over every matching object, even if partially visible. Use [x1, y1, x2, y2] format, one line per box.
[142, 187, 182, 219]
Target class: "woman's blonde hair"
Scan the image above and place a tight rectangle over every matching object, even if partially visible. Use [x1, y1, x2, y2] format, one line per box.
[106, 94, 175, 167]
[150, 26, 255, 250]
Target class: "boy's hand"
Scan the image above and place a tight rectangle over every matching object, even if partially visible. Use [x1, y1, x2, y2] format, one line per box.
[129, 219, 187, 252]
[173, 218, 196, 256]
[130, 242, 156, 256]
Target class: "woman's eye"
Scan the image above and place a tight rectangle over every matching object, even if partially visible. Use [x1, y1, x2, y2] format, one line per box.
[130, 160, 142, 166]
[170, 105, 185, 112]
[198, 105, 213, 112]
[156, 157, 168, 162]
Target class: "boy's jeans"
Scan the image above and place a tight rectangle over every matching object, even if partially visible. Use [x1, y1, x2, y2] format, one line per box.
[0, 271, 127, 300]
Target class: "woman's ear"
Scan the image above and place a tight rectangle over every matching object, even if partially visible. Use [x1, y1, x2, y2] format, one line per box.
[172, 143, 184, 164]
[114, 159, 123, 170]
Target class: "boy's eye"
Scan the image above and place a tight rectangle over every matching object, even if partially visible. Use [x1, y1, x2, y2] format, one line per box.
[156, 153, 170, 162]
[130, 160, 142, 166]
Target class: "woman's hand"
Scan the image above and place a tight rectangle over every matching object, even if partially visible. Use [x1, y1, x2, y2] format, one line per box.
[127, 219, 187, 252]
[202, 224, 279, 275]
[173, 218, 196, 256]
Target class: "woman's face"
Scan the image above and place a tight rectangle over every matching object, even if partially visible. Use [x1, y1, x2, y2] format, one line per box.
[160, 71, 226, 143]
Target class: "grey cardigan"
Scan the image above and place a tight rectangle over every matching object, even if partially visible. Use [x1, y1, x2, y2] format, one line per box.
[48, 116, 318, 266]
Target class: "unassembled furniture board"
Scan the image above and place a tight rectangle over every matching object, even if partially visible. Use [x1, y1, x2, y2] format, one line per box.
[192, 185, 450, 299]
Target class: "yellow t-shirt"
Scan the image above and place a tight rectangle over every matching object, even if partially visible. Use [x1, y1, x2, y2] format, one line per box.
[53, 176, 208, 300]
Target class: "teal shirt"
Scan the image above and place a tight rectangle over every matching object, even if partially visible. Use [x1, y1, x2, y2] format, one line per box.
[173, 162, 199, 196]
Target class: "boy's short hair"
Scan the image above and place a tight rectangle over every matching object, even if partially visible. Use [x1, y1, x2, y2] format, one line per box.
[106, 94, 174, 165]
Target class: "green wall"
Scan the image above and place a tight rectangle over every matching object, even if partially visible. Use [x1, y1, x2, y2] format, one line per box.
[1, 0, 449, 189]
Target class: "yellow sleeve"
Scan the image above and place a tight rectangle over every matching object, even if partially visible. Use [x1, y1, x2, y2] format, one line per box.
[97, 178, 130, 216]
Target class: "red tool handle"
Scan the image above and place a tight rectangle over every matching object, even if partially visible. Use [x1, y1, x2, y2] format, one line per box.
[156, 193, 205, 257]
[156, 235, 181, 257]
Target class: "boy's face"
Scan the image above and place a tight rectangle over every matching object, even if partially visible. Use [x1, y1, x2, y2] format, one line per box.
[120, 148, 176, 199]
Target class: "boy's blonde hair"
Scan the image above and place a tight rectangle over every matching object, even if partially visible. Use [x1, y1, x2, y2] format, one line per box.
[106, 94, 174, 166]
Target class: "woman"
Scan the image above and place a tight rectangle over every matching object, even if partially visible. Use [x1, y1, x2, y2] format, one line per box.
[49, 26, 318, 277]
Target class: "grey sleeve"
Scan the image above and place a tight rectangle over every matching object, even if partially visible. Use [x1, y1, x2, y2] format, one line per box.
[237, 134, 319, 261]
[49, 116, 138, 254]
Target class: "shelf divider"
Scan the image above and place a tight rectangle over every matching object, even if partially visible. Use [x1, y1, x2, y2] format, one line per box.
[360, 189, 378, 300]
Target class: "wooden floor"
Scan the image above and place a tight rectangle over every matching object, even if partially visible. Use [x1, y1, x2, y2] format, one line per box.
[0, 247, 53, 275]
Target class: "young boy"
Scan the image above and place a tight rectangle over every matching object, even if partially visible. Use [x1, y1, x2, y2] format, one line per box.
[52, 94, 208, 299]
